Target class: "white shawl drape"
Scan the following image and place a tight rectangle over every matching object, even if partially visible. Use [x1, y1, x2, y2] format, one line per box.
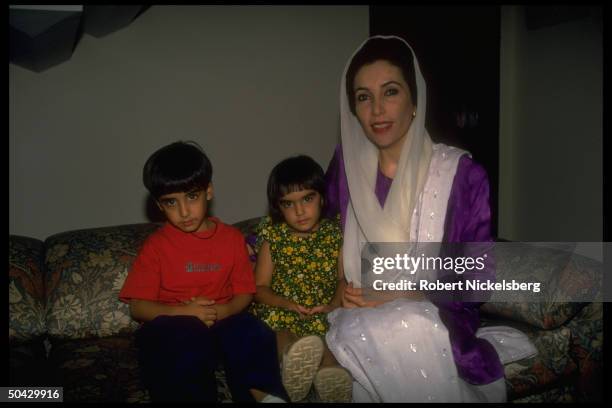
[340, 35, 433, 286]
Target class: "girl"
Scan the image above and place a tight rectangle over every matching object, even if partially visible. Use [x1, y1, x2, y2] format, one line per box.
[250, 155, 352, 402]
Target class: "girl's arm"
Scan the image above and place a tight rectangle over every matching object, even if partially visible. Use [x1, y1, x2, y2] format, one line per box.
[254, 241, 309, 316]
[310, 247, 346, 314]
[329, 247, 347, 309]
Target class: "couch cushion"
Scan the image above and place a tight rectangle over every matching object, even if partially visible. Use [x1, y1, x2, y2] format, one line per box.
[480, 316, 577, 401]
[232, 216, 264, 238]
[9, 235, 46, 344]
[47, 335, 232, 402]
[566, 301, 603, 401]
[505, 325, 576, 400]
[44, 223, 161, 340]
[47, 335, 149, 402]
[511, 384, 575, 403]
[480, 244, 600, 329]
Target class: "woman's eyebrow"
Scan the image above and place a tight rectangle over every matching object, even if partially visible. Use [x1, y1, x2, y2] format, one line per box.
[381, 80, 402, 88]
[355, 81, 403, 92]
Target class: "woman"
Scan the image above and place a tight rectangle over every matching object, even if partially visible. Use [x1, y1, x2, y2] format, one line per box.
[324, 36, 533, 402]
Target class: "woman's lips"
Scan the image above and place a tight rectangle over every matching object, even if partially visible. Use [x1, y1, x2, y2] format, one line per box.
[371, 122, 393, 134]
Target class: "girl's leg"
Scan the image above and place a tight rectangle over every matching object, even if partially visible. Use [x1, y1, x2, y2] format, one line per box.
[275, 330, 299, 361]
[320, 343, 339, 367]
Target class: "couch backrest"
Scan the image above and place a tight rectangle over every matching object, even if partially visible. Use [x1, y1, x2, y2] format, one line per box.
[44, 223, 161, 340]
[480, 243, 602, 329]
[9, 235, 46, 344]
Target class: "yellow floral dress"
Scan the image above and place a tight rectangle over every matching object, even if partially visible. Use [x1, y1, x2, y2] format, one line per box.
[250, 216, 342, 337]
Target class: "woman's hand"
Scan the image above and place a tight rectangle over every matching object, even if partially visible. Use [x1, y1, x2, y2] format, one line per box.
[342, 282, 384, 308]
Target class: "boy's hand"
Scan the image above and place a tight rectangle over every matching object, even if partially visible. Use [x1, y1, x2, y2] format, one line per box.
[186, 296, 216, 306]
[181, 298, 217, 326]
[210, 303, 232, 322]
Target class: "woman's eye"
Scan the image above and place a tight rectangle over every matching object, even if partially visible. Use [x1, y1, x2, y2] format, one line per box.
[162, 199, 176, 207]
[356, 93, 369, 102]
[187, 192, 199, 200]
[385, 88, 399, 96]
[303, 195, 314, 203]
[280, 201, 292, 209]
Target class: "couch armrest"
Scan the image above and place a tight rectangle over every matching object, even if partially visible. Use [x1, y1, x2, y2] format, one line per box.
[9, 235, 46, 344]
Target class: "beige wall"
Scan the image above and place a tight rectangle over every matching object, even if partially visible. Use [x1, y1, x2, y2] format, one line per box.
[499, 6, 602, 241]
[9, 5, 369, 240]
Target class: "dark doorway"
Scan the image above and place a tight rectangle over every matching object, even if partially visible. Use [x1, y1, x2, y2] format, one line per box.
[370, 5, 501, 237]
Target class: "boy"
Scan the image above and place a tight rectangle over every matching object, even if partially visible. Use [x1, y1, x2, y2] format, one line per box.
[119, 141, 287, 402]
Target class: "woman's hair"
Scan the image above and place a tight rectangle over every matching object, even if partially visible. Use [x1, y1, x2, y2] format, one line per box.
[143, 141, 213, 199]
[346, 37, 418, 116]
[267, 155, 327, 223]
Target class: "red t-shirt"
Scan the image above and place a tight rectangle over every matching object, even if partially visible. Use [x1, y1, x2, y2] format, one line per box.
[119, 217, 255, 305]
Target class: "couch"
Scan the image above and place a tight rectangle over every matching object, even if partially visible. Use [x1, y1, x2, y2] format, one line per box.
[9, 218, 603, 402]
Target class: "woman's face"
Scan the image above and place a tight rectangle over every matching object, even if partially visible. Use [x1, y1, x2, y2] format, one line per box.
[353, 59, 416, 153]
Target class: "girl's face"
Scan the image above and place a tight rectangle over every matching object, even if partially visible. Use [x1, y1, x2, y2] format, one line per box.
[353, 59, 416, 154]
[278, 189, 323, 236]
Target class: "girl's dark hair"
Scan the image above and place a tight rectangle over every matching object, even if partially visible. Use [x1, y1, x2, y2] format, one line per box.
[346, 37, 418, 115]
[143, 141, 213, 199]
[267, 155, 327, 223]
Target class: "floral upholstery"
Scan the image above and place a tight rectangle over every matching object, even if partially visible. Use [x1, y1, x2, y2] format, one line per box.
[567, 301, 604, 401]
[9, 236, 46, 344]
[481, 317, 576, 400]
[480, 244, 600, 330]
[45, 335, 233, 402]
[44, 223, 161, 340]
[8, 219, 604, 402]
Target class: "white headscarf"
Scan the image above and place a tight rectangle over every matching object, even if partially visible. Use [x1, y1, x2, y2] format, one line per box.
[341, 36, 434, 285]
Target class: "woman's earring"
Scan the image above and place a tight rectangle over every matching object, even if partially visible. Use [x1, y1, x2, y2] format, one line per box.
[412, 111, 417, 118]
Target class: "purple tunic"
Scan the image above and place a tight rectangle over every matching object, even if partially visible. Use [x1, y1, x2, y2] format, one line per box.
[324, 144, 504, 385]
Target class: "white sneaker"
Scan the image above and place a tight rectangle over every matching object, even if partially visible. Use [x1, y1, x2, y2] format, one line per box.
[281, 335, 324, 402]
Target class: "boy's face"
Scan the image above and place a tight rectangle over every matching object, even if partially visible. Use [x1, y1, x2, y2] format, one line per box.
[156, 184, 213, 233]
[278, 189, 322, 235]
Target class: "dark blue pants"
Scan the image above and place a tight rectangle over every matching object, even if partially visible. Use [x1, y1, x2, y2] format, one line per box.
[135, 312, 288, 402]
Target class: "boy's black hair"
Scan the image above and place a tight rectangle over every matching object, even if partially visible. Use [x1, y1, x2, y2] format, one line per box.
[143, 141, 213, 199]
[267, 155, 327, 223]
[346, 37, 418, 116]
